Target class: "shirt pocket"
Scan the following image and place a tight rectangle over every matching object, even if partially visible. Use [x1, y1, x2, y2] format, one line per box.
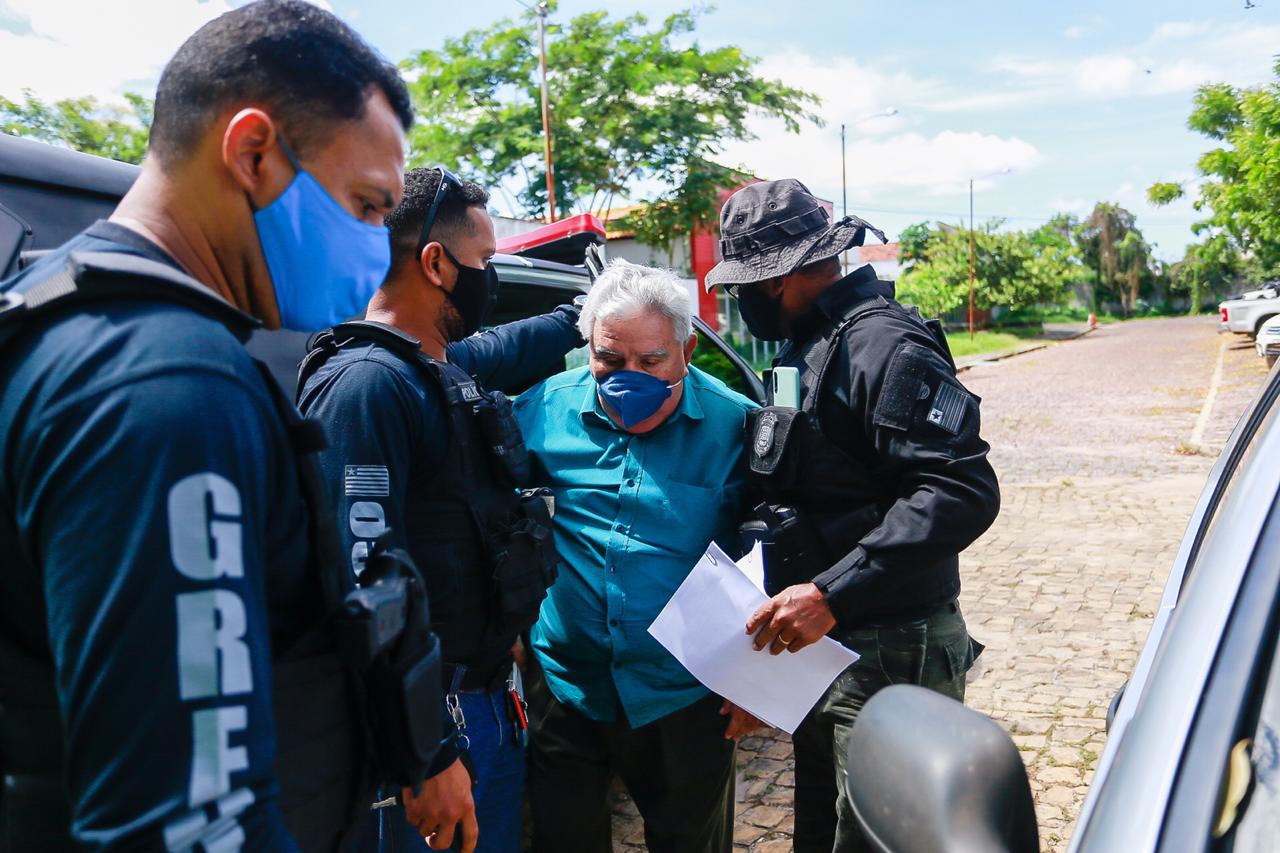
[634, 478, 725, 549]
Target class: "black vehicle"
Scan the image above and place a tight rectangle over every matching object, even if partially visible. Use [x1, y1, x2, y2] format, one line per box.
[0, 134, 764, 402]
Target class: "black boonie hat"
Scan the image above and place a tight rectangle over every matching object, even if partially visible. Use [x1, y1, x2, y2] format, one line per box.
[705, 178, 886, 291]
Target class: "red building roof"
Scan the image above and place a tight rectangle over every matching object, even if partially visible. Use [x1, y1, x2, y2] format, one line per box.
[858, 242, 901, 263]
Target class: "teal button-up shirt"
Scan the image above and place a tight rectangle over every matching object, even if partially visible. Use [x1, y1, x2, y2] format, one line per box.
[513, 365, 757, 727]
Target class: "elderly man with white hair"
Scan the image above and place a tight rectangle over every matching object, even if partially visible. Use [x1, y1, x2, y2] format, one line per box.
[512, 260, 759, 853]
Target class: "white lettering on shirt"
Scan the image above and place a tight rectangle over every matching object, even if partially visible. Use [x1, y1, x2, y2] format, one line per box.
[168, 473, 244, 580]
[188, 705, 249, 807]
[176, 590, 252, 700]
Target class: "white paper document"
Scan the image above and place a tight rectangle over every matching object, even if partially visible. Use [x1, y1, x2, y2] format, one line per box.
[647, 542, 859, 734]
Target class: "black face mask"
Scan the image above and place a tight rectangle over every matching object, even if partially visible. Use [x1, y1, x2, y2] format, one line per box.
[441, 245, 499, 340]
[735, 279, 786, 341]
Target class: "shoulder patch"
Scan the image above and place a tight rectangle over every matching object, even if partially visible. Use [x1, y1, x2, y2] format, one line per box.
[872, 343, 936, 431]
[345, 464, 390, 497]
[925, 382, 967, 435]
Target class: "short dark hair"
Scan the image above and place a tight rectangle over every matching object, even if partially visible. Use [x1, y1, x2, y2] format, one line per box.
[385, 167, 490, 273]
[150, 0, 413, 163]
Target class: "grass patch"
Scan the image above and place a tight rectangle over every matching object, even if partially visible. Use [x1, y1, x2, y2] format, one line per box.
[946, 327, 1043, 358]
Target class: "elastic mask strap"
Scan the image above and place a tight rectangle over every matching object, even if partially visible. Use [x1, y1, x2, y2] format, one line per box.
[274, 132, 304, 174]
[246, 132, 302, 214]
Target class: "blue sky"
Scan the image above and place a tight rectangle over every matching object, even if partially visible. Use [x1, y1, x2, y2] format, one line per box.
[3, 0, 1278, 259]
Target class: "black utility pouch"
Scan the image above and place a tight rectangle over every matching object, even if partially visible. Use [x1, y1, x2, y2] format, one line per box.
[339, 539, 443, 788]
[746, 406, 805, 487]
[475, 391, 531, 487]
[743, 502, 832, 595]
[488, 492, 559, 633]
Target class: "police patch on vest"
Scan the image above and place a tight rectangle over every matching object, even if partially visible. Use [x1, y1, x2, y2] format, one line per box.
[754, 411, 779, 457]
[457, 382, 482, 403]
[926, 382, 967, 435]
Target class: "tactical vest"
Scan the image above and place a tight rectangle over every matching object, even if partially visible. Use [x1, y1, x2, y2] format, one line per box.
[298, 322, 557, 682]
[0, 252, 371, 852]
[745, 293, 962, 618]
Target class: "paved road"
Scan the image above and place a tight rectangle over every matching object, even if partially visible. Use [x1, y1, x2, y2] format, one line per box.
[608, 316, 1270, 852]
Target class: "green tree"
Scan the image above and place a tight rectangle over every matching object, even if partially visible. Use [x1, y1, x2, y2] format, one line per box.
[401, 4, 819, 245]
[896, 219, 1077, 319]
[1169, 235, 1242, 312]
[1148, 60, 1280, 278]
[1074, 202, 1151, 315]
[0, 89, 152, 164]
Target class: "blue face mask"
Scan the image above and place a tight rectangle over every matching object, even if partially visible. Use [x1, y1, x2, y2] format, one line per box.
[252, 134, 392, 332]
[598, 369, 684, 429]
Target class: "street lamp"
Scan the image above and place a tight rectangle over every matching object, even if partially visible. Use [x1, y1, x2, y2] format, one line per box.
[535, 2, 556, 222]
[841, 107, 898, 272]
[968, 167, 1012, 339]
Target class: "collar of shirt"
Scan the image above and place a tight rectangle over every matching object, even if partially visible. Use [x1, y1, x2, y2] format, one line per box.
[576, 368, 706, 431]
[788, 263, 894, 343]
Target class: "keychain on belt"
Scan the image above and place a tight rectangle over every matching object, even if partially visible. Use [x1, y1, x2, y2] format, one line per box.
[507, 664, 529, 747]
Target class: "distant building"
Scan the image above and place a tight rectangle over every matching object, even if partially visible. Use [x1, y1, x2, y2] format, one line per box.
[848, 241, 901, 281]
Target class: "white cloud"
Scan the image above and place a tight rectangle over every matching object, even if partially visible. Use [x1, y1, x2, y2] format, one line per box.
[716, 50, 1042, 202]
[966, 19, 1280, 110]
[0, 0, 340, 104]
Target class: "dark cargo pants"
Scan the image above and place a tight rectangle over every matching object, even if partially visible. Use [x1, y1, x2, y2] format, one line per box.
[525, 660, 736, 853]
[791, 601, 980, 853]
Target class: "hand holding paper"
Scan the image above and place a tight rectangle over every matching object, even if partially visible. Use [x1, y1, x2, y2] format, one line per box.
[647, 542, 858, 734]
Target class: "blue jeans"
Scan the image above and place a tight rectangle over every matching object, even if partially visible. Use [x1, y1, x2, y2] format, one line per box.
[355, 687, 526, 853]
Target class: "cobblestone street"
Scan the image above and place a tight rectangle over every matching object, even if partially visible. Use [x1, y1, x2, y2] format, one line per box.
[610, 316, 1272, 852]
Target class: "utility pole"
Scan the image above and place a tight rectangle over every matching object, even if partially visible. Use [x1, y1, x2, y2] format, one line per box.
[841, 108, 896, 274]
[968, 178, 976, 340]
[968, 167, 1011, 340]
[841, 123, 848, 274]
[536, 2, 556, 222]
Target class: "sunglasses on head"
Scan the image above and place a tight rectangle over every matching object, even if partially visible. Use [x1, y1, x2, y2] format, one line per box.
[416, 165, 465, 256]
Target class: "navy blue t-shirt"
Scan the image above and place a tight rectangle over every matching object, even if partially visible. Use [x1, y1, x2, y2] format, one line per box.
[0, 222, 313, 849]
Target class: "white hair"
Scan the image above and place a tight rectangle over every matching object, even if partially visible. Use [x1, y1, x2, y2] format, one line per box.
[578, 259, 694, 343]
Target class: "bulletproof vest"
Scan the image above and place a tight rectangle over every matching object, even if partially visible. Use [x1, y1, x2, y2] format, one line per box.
[298, 322, 556, 676]
[0, 252, 368, 852]
[746, 293, 956, 599]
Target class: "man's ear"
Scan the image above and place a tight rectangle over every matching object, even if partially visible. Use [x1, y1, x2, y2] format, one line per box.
[684, 332, 698, 364]
[221, 108, 287, 204]
[761, 275, 786, 298]
[419, 242, 449, 290]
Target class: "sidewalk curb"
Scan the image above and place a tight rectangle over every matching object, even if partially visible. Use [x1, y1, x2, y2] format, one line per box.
[955, 326, 1096, 374]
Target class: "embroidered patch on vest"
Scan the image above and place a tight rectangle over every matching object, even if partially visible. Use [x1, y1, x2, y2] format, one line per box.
[754, 411, 779, 457]
[345, 465, 390, 497]
[926, 382, 967, 435]
[457, 381, 482, 403]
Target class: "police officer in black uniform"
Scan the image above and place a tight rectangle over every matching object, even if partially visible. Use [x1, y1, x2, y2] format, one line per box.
[297, 167, 578, 853]
[0, 3, 442, 850]
[705, 179, 1000, 853]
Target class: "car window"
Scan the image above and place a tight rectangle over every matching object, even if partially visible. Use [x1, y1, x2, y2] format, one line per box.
[1230, 667, 1280, 850]
[0, 200, 27, 278]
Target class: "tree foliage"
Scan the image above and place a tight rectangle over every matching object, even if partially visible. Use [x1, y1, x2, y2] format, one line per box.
[401, 3, 819, 244]
[1168, 234, 1244, 311]
[1074, 202, 1154, 316]
[896, 219, 1080, 319]
[1148, 60, 1280, 278]
[0, 89, 152, 164]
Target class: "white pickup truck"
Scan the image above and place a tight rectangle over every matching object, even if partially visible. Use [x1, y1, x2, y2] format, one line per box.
[1219, 284, 1280, 336]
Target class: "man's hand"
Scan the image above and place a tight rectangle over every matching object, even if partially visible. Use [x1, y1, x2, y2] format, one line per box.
[402, 758, 478, 852]
[745, 583, 837, 655]
[720, 699, 763, 740]
[512, 637, 528, 672]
